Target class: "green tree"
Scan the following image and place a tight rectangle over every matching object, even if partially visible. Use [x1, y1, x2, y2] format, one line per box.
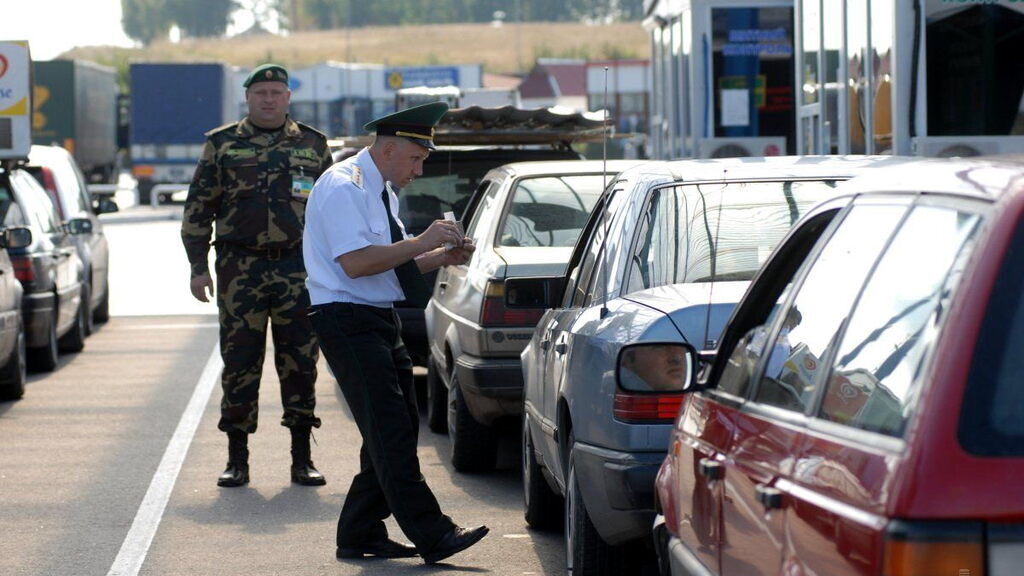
[166, 0, 235, 38]
[121, 0, 171, 44]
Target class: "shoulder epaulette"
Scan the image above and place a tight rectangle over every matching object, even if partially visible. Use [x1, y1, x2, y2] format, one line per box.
[351, 165, 364, 190]
[295, 121, 327, 140]
[205, 121, 239, 138]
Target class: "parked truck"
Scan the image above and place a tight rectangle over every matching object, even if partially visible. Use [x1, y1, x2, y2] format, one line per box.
[31, 60, 119, 183]
[129, 63, 237, 204]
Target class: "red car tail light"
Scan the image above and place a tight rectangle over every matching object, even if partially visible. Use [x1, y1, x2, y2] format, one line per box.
[11, 256, 34, 282]
[883, 521, 984, 576]
[613, 391, 685, 423]
[480, 280, 544, 327]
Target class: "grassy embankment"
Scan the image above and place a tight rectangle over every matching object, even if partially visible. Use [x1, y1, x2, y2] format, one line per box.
[67, 21, 650, 89]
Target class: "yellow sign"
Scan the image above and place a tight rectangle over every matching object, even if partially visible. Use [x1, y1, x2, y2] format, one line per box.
[0, 40, 32, 158]
[387, 71, 404, 91]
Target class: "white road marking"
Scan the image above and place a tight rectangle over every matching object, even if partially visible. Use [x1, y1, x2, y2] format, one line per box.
[106, 345, 222, 576]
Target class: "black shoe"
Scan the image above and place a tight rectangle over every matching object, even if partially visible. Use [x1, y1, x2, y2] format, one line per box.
[217, 462, 249, 487]
[336, 538, 418, 559]
[291, 461, 326, 486]
[421, 525, 489, 565]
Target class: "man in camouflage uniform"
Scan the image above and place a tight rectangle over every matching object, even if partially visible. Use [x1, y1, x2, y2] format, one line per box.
[181, 63, 333, 488]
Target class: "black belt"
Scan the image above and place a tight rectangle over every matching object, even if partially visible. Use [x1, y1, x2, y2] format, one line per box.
[218, 243, 301, 260]
[309, 302, 394, 320]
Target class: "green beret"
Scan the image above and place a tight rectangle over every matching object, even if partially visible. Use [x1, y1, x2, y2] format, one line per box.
[244, 63, 288, 88]
[364, 101, 449, 150]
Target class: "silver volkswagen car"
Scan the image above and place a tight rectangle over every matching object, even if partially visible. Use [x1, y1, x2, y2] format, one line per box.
[425, 159, 642, 472]
[511, 156, 902, 574]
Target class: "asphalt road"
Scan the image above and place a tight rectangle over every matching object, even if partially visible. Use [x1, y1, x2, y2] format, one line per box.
[0, 203, 565, 576]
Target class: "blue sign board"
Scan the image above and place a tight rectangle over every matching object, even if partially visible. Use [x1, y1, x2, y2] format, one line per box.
[385, 66, 460, 90]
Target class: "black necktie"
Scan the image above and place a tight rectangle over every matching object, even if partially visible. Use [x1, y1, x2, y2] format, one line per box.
[381, 189, 432, 308]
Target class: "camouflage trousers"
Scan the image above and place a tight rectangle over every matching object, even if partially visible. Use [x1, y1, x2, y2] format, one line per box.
[215, 247, 320, 434]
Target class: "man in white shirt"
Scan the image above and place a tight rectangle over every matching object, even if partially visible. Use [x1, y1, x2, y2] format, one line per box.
[304, 102, 488, 564]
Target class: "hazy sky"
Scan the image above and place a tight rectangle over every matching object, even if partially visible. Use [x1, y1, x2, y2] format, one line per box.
[1, 1, 134, 60]
[1, 0, 266, 61]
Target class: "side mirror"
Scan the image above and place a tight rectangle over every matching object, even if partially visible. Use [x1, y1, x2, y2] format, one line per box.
[505, 276, 565, 309]
[617, 342, 699, 393]
[66, 217, 94, 235]
[95, 197, 119, 214]
[2, 226, 33, 250]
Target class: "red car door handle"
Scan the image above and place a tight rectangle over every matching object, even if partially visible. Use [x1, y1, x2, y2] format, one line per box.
[756, 484, 783, 510]
[699, 458, 724, 480]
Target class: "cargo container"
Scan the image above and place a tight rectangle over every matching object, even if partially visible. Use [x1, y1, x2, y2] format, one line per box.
[32, 60, 119, 183]
[129, 63, 237, 204]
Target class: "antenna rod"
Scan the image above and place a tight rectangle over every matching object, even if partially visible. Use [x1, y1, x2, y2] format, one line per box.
[600, 66, 610, 319]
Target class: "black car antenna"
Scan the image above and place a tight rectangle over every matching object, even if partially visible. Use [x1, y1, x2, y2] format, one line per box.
[600, 66, 611, 319]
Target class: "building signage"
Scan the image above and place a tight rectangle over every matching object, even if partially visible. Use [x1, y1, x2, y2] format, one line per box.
[723, 28, 793, 56]
[385, 66, 460, 91]
[0, 41, 31, 159]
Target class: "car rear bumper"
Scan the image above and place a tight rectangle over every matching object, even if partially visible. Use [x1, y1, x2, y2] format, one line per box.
[22, 290, 56, 348]
[573, 441, 665, 545]
[454, 353, 523, 425]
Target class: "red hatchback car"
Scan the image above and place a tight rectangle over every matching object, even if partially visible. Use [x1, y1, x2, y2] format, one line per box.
[654, 157, 1024, 576]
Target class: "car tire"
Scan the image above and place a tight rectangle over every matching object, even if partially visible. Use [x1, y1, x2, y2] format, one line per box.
[426, 356, 448, 434]
[523, 413, 562, 529]
[59, 291, 88, 353]
[566, 432, 617, 575]
[28, 312, 59, 373]
[81, 283, 95, 336]
[446, 372, 498, 472]
[0, 323, 27, 400]
[93, 279, 110, 324]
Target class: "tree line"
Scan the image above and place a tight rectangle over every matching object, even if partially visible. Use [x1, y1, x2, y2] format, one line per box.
[121, 0, 644, 44]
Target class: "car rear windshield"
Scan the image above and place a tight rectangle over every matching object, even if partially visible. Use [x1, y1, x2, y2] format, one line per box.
[961, 217, 1024, 456]
[497, 174, 606, 248]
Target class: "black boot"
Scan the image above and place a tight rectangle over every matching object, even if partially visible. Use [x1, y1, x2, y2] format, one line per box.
[290, 426, 326, 486]
[217, 430, 250, 487]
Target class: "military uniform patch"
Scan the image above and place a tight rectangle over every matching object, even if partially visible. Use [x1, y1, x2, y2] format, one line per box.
[351, 165, 364, 190]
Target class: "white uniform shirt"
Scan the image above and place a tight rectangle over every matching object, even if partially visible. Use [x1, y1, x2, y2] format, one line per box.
[303, 147, 412, 307]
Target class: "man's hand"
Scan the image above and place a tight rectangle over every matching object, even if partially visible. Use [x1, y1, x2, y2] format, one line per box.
[442, 237, 475, 266]
[417, 219, 462, 251]
[190, 273, 214, 302]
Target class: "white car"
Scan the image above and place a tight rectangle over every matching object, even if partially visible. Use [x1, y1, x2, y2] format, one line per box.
[424, 159, 643, 472]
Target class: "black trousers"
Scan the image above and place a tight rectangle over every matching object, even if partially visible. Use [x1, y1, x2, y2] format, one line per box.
[309, 302, 455, 552]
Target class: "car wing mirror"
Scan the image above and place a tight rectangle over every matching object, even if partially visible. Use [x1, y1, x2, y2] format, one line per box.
[66, 217, 93, 235]
[95, 197, 119, 214]
[505, 276, 565, 309]
[2, 226, 33, 250]
[616, 342, 699, 392]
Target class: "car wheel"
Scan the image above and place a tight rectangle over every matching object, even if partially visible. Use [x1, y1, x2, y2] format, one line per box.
[58, 291, 88, 353]
[523, 413, 562, 529]
[566, 432, 617, 575]
[0, 323, 27, 400]
[93, 279, 110, 324]
[426, 356, 448, 434]
[28, 312, 59, 372]
[446, 372, 498, 472]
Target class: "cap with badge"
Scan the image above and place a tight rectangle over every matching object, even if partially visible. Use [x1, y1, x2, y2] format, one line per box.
[243, 63, 289, 88]
[363, 101, 449, 150]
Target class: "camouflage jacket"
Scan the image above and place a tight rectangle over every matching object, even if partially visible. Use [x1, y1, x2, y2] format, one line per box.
[181, 116, 333, 276]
